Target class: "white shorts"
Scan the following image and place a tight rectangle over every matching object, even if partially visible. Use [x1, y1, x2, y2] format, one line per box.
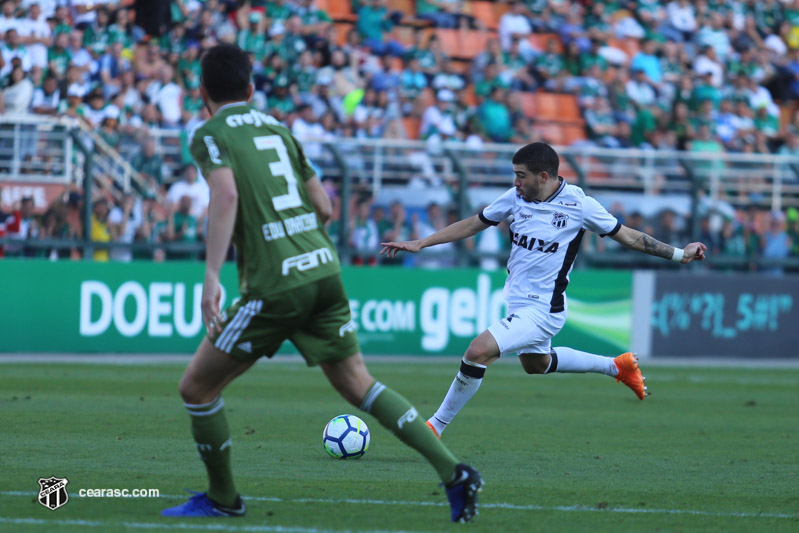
[487, 305, 566, 357]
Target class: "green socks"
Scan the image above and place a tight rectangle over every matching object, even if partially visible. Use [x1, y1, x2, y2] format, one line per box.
[185, 397, 238, 506]
[360, 382, 458, 483]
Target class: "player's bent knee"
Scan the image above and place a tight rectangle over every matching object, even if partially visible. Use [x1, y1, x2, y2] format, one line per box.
[464, 340, 495, 365]
[519, 353, 550, 375]
[178, 372, 214, 405]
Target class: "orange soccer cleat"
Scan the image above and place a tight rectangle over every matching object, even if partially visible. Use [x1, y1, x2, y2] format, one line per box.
[613, 352, 648, 400]
[426, 420, 441, 440]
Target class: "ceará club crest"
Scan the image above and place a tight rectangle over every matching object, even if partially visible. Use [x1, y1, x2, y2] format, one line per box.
[551, 212, 569, 229]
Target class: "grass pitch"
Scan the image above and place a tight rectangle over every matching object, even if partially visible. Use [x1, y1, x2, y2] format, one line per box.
[1, 358, 798, 533]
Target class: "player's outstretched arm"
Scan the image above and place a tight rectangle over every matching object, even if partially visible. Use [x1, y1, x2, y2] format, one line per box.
[610, 225, 706, 264]
[380, 214, 490, 258]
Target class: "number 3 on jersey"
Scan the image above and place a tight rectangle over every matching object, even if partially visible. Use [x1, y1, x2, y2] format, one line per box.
[254, 135, 302, 211]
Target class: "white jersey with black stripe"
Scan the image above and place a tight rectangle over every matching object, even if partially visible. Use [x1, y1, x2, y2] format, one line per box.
[479, 178, 620, 313]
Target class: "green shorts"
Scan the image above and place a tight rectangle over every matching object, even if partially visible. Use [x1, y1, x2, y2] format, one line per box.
[209, 274, 359, 365]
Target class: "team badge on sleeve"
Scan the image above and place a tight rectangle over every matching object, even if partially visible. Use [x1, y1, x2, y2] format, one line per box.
[551, 212, 569, 229]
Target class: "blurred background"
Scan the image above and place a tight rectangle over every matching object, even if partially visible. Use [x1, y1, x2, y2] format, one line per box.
[0, 0, 796, 359]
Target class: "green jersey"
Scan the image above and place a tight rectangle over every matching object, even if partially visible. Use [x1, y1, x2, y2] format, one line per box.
[190, 103, 339, 298]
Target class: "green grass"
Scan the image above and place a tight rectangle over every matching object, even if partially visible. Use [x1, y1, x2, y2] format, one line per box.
[1, 359, 798, 533]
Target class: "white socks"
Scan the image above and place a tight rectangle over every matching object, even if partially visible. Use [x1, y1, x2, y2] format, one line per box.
[549, 347, 618, 376]
[428, 358, 486, 436]
[428, 348, 618, 436]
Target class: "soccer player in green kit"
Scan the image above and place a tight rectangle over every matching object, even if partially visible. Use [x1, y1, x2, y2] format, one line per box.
[161, 44, 483, 523]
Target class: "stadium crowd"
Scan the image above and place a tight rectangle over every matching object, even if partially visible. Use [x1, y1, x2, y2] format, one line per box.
[0, 0, 797, 271]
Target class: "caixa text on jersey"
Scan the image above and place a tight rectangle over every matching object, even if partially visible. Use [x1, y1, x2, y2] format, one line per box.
[510, 232, 560, 253]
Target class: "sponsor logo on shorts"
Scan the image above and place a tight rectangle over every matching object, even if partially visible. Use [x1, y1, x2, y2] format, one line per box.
[236, 341, 252, 353]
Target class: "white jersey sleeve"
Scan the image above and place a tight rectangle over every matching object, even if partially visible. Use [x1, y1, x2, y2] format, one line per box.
[581, 195, 621, 237]
[479, 188, 516, 225]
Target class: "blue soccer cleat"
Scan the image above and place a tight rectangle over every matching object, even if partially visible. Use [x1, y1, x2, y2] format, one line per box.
[444, 464, 483, 523]
[161, 491, 246, 517]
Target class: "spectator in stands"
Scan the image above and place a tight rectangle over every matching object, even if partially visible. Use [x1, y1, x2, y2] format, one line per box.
[90, 197, 112, 262]
[47, 32, 72, 80]
[698, 12, 732, 62]
[431, 58, 466, 92]
[415, 0, 457, 29]
[498, 1, 536, 61]
[653, 208, 687, 248]
[0, 0, 17, 34]
[356, 0, 404, 57]
[577, 64, 608, 108]
[19, 2, 51, 72]
[693, 46, 724, 88]
[292, 103, 329, 158]
[471, 37, 504, 84]
[715, 99, 739, 148]
[626, 68, 657, 109]
[166, 163, 209, 221]
[559, 10, 590, 53]
[631, 39, 663, 87]
[98, 107, 121, 149]
[421, 88, 457, 141]
[399, 57, 427, 113]
[381, 199, 413, 246]
[778, 132, 799, 156]
[1, 29, 33, 77]
[349, 197, 379, 265]
[502, 39, 536, 92]
[477, 85, 511, 143]
[1, 64, 34, 114]
[131, 138, 164, 184]
[99, 41, 131, 100]
[108, 193, 143, 262]
[665, 0, 698, 42]
[147, 64, 183, 128]
[532, 37, 565, 91]
[762, 211, 791, 276]
[584, 97, 622, 148]
[413, 202, 455, 268]
[166, 194, 199, 260]
[30, 73, 60, 115]
[65, 30, 94, 82]
[4, 196, 38, 257]
[474, 62, 509, 99]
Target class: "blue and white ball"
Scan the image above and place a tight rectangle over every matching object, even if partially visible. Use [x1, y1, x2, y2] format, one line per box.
[323, 414, 370, 459]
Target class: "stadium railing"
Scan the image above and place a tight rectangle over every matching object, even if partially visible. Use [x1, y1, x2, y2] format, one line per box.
[2, 117, 799, 270]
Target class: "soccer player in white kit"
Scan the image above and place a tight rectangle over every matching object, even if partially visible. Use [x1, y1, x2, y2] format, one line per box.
[380, 142, 707, 437]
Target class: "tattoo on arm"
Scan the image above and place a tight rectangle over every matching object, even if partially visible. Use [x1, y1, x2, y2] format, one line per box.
[629, 234, 674, 259]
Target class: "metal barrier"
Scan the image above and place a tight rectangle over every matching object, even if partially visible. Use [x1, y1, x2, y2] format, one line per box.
[2, 120, 799, 270]
[0, 114, 74, 183]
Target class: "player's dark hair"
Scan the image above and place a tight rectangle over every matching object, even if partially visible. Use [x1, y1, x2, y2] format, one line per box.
[512, 142, 559, 177]
[200, 43, 251, 103]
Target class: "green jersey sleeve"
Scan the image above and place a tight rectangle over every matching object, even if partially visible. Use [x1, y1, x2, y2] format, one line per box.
[190, 129, 232, 175]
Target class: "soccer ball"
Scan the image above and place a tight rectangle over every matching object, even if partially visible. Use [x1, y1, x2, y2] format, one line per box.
[323, 414, 370, 459]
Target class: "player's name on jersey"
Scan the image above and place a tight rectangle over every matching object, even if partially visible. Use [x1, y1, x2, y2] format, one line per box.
[510, 232, 560, 253]
[224, 108, 279, 128]
[262, 213, 319, 242]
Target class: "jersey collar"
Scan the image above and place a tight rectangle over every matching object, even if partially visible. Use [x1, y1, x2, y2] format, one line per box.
[535, 176, 565, 204]
[217, 101, 249, 112]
